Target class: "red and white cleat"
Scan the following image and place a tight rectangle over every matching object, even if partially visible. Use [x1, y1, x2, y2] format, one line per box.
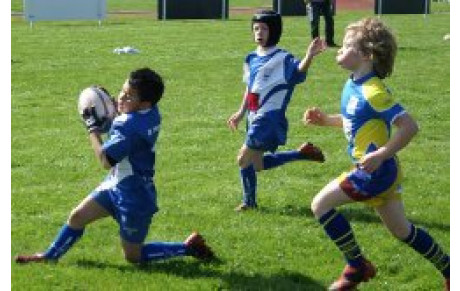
[328, 259, 377, 290]
[184, 232, 215, 260]
[298, 142, 325, 163]
[15, 253, 48, 264]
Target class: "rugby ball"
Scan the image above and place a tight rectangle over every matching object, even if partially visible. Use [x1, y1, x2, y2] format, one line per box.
[77, 86, 117, 133]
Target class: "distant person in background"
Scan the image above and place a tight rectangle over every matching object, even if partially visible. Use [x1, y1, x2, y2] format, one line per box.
[305, 0, 338, 47]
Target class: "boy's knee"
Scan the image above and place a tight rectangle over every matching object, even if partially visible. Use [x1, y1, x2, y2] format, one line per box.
[237, 155, 245, 167]
[390, 224, 411, 241]
[67, 208, 86, 228]
[310, 196, 321, 217]
[237, 154, 252, 169]
[237, 158, 263, 172]
[311, 195, 328, 218]
[121, 243, 142, 264]
[124, 252, 141, 264]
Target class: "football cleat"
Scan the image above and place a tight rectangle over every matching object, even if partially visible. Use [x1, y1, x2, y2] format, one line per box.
[234, 203, 257, 212]
[15, 253, 48, 264]
[328, 259, 377, 290]
[184, 232, 215, 260]
[298, 142, 325, 162]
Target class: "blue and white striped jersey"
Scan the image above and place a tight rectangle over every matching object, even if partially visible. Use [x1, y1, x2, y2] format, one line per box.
[243, 47, 306, 119]
[99, 105, 161, 214]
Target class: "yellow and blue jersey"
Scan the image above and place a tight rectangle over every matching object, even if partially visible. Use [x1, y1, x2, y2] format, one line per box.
[338, 72, 406, 206]
[340, 72, 405, 163]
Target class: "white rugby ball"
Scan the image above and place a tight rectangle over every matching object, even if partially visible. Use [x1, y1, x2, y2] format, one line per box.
[78, 87, 117, 132]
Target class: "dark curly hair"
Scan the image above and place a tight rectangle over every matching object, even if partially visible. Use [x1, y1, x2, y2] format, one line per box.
[128, 67, 165, 104]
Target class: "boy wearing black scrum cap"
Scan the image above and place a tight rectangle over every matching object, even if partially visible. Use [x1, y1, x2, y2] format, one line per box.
[227, 10, 327, 211]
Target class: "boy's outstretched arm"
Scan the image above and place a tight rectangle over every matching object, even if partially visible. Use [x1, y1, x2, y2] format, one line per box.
[359, 113, 419, 173]
[298, 38, 327, 73]
[303, 107, 343, 127]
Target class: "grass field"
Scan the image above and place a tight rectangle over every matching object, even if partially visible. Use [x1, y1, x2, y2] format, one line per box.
[11, 3, 450, 291]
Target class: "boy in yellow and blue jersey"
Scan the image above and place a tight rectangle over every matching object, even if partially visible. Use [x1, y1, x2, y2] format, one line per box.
[338, 69, 405, 203]
[304, 18, 449, 290]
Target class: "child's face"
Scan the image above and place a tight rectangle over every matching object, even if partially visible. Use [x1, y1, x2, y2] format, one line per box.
[117, 79, 141, 113]
[336, 31, 366, 71]
[252, 22, 269, 47]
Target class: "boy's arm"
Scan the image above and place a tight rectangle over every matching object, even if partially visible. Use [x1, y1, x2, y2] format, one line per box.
[238, 87, 249, 114]
[227, 87, 249, 131]
[80, 106, 113, 169]
[374, 113, 419, 160]
[359, 113, 419, 173]
[322, 114, 343, 127]
[88, 132, 112, 169]
[298, 38, 327, 73]
[304, 107, 343, 127]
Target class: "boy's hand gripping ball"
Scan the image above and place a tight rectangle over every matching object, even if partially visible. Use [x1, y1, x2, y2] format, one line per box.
[78, 87, 117, 133]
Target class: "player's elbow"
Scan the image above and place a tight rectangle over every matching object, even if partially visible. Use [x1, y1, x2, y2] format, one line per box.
[412, 121, 419, 136]
[101, 161, 112, 170]
[396, 113, 419, 138]
[101, 158, 112, 170]
[98, 152, 113, 170]
[407, 120, 419, 138]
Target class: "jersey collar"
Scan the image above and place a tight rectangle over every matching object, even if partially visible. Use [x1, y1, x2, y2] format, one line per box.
[351, 71, 376, 85]
[256, 46, 279, 57]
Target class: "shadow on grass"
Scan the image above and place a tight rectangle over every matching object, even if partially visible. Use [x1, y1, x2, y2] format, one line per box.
[258, 204, 315, 218]
[341, 207, 450, 233]
[258, 204, 450, 232]
[76, 259, 326, 290]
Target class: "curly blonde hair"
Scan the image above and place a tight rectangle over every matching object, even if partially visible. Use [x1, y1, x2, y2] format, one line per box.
[345, 18, 397, 79]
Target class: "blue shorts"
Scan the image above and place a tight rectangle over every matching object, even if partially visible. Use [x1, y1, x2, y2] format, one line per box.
[91, 188, 153, 244]
[245, 114, 287, 152]
[337, 157, 402, 207]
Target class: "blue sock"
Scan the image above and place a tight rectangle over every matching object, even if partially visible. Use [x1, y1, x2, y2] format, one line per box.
[44, 224, 84, 260]
[141, 242, 187, 262]
[263, 151, 302, 170]
[319, 209, 364, 267]
[403, 224, 450, 278]
[240, 165, 257, 207]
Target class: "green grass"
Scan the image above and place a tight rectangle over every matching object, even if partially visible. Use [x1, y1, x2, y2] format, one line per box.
[12, 6, 449, 291]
